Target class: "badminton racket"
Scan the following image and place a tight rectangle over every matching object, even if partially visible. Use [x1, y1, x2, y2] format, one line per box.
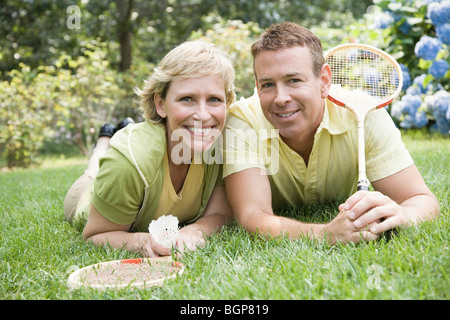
[67, 257, 184, 290]
[325, 43, 403, 191]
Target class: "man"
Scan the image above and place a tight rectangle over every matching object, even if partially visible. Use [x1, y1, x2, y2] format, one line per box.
[223, 22, 439, 244]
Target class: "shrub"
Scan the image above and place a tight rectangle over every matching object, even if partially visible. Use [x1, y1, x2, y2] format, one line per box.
[189, 18, 262, 99]
[0, 64, 52, 168]
[0, 43, 153, 168]
[365, 0, 449, 134]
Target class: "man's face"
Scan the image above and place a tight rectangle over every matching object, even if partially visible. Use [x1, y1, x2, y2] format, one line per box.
[254, 46, 331, 147]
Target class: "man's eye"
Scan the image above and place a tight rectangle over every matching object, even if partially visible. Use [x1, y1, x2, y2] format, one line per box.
[261, 82, 273, 89]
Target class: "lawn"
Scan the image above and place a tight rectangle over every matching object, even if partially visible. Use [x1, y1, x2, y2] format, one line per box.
[0, 130, 448, 302]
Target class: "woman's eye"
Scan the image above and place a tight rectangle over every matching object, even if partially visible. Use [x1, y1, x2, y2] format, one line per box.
[209, 97, 223, 103]
[180, 96, 192, 102]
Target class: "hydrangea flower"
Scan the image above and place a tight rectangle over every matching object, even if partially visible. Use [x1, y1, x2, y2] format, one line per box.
[413, 74, 433, 93]
[406, 85, 423, 96]
[415, 110, 429, 128]
[437, 23, 450, 44]
[399, 20, 412, 34]
[378, 0, 449, 134]
[400, 114, 414, 129]
[373, 12, 395, 29]
[390, 92, 428, 129]
[364, 67, 382, 86]
[402, 93, 423, 115]
[390, 100, 406, 119]
[427, 90, 450, 134]
[427, 1, 450, 26]
[429, 59, 450, 78]
[431, 117, 450, 134]
[430, 89, 450, 114]
[414, 36, 442, 60]
[399, 64, 411, 89]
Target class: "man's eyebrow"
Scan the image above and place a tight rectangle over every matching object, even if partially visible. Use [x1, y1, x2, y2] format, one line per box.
[257, 76, 272, 83]
[285, 72, 305, 77]
[258, 72, 305, 82]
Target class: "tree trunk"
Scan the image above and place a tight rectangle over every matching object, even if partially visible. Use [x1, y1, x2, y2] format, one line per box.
[115, 0, 133, 71]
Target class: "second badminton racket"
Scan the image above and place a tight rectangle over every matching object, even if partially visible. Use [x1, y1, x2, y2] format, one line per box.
[325, 43, 403, 191]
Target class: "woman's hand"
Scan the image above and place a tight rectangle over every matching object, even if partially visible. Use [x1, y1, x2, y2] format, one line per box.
[137, 233, 172, 257]
[83, 204, 171, 258]
[175, 225, 206, 255]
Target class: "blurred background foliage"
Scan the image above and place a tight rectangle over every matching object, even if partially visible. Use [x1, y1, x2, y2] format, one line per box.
[0, 0, 447, 168]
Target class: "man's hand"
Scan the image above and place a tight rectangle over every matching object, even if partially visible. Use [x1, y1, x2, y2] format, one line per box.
[342, 190, 408, 235]
[341, 164, 440, 236]
[325, 203, 379, 244]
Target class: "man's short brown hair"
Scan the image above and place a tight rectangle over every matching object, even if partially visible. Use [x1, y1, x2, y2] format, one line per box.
[251, 22, 325, 78]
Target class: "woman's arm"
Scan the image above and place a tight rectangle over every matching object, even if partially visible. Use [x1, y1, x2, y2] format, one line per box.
[175, 185, 233, 254]
[82, 204, 170, 257]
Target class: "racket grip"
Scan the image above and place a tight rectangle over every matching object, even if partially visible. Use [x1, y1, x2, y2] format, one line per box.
[357, 180, 370, 191]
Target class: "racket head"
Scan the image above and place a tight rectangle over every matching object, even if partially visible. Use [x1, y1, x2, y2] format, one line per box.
[325, 43, 403, 111]
[67, 257, 184, 290]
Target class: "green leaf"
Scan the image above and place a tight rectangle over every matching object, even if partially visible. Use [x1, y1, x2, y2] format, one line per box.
[406, 17, 424, 25]
[388, 2, 403, 11]
[399, 6, 419, 14]
[422, 74, 433, 88]
[418, 59, 432, 70]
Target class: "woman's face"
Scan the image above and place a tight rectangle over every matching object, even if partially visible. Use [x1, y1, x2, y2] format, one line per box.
[154, 76, 227, 160]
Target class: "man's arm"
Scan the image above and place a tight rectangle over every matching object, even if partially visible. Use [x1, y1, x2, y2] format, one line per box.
[342, 164, 440, 234]
[225, 168, 378, 243]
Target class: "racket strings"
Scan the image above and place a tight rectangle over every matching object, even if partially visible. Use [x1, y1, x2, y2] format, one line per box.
[68, 258, 184, 289]
[327, 48, 400, 100]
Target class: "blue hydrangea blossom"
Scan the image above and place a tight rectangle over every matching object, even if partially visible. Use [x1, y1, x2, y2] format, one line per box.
[414, 36, 442, 60]
[427, 1, 450, 26]
[437, 23, 450, 44]
[429, 59, 450, 78]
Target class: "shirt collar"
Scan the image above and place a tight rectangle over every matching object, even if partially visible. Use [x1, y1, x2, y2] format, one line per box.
[260, 98, 351, 144]
[316, 99, 352, 135]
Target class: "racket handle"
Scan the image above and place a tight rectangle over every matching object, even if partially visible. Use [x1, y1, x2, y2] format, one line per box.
[357, 180, 370, 191]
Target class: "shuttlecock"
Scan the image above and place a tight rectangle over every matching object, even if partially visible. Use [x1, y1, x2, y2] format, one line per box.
[148, 215, 179, 248]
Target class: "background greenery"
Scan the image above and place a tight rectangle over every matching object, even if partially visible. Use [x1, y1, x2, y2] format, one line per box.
[0, 0, 376, 168]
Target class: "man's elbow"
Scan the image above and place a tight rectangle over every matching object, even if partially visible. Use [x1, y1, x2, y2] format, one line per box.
[235, 209, 273, 235]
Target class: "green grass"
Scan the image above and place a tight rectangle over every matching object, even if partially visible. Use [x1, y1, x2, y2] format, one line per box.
[0, 130, 448, 300]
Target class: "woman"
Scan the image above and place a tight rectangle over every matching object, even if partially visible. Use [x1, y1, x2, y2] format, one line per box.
[64, 40, 236, 257]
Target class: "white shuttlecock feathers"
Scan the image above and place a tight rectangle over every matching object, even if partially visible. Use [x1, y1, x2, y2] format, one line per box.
[148, 215, 180, 248]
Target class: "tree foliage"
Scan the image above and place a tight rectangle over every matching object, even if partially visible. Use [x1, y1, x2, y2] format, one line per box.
[0, 0, 372, 168]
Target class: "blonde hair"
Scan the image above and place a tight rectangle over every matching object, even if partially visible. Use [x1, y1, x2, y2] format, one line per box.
[135, 40, 236, 123]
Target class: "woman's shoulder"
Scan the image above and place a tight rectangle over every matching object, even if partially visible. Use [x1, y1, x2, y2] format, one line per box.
[109, 121, 167, 186]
